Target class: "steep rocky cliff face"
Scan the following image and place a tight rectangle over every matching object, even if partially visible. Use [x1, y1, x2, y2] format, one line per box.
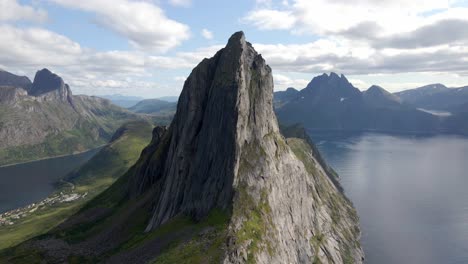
[0, 32, 363, 264]
[128, 31, 363, 263]
[28, 68, 73, 102]
[0, 69, 142, 166]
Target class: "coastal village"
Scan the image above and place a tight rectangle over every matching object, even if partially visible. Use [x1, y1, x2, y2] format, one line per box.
[0, 190, 87, 226]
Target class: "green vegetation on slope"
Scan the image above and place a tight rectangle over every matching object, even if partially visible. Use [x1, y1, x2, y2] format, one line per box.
[0, 121, 153, 251]
[0, 93, 146, 166]
[0, 122, 105, 167]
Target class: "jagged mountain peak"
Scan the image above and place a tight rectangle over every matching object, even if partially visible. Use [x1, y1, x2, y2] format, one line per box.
[30, 68, 72, 101]
[300, 72, 361, 105]
[125, 31, 363, 263]
[129, 30, 277, 225]
[306, 72, 353, 89]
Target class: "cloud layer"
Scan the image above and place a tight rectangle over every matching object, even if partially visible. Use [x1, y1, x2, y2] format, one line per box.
[51, 0, 190, 52]
[0, 0, 48, 23]
[244, 0, 468, 78]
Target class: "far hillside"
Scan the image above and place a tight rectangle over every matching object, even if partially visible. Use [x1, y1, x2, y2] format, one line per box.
[0, 69, 144, 166]
[395, 84, 468, 112]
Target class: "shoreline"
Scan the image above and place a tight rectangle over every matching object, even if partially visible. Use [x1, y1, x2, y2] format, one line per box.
[0, 144, 107, 169]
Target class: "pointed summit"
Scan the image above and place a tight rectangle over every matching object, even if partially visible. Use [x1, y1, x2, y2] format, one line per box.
[128, 30, 277, 227]
[125, 31, 363, 263]
[226, 30, 246, 46]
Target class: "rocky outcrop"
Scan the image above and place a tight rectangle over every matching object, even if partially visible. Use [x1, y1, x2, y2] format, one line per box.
[29, 68, 73, 102]
[0, 86, 28, 104]
[127, 31, 364, 263]
[0, 69, 142, 166]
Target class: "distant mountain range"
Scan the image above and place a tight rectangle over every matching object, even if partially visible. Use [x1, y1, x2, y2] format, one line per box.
[395, 84, 468, 112]
[0, 69, 142, 166]
[99, 94, 144, 108]
[128, 98, 177, 116]
[100, 94, 179, 108]
[275, 73, 443, 134]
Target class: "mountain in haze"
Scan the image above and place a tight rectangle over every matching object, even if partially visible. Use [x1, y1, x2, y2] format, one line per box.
[395, 84, 468, 112]
[0, 69, 31, 90]
[276, 73, 441, 133]
[363, 85, 402, 109]
[127, 98, 177, 115]
[2, 32, 364, 264]
[0, 69, 142, 166]
[157, 95, 179, 102]
[442, 101, 468, 134]
[99, 94, 144, 108]
[100, 95, 179, 108]
[273, 87, 299, 108]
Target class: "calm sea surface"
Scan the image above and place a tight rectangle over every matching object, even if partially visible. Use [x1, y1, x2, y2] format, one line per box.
[311, 132, 468, 264]
[0, 148, 100, 213]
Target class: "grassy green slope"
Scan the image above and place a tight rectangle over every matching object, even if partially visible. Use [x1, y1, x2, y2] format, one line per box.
[0, 121, 153, 251]
[0, 95, 145, 166]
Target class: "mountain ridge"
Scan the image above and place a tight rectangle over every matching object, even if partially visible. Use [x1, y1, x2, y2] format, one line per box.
[276, 73, 442, 134]
[0, 68, 143, 166]
[1, 32, 364, 264]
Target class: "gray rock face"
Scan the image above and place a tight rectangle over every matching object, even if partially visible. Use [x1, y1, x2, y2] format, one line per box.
[128, 32, 364, 263]
[0, 69, 142, 166]
[29, 68, 72, 102]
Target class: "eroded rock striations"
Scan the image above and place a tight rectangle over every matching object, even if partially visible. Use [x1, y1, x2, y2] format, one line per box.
[129, 31, 364, 263]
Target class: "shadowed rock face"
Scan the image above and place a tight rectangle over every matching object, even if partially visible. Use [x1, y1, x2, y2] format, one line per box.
[29, 68, 72, 101]
[0, 70, 31, 90]
[129, 31, 275, 228]
[128, 31, 364, 263]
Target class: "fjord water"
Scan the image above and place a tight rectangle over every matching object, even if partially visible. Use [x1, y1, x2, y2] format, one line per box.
[312, 132, 468, 264]
[0, 148, 101, 213]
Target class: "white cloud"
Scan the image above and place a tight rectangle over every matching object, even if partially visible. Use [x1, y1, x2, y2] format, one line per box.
[243, 9, 295, 30]
[0, 24, 224, 97]
[0, 0, 48, 23]
[242, 0, 468, 78]
[169, 0, 192, 7]
[273, 73, 309, 90]
[50, 0, 190, 52]
[245, 0, 454, 35]
[201, 29, 213, 40]
[0, 25, 81, 66]
[348, 78, 369, 90]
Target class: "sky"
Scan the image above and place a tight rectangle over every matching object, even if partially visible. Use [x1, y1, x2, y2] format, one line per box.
[1, 0, 468, 98]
